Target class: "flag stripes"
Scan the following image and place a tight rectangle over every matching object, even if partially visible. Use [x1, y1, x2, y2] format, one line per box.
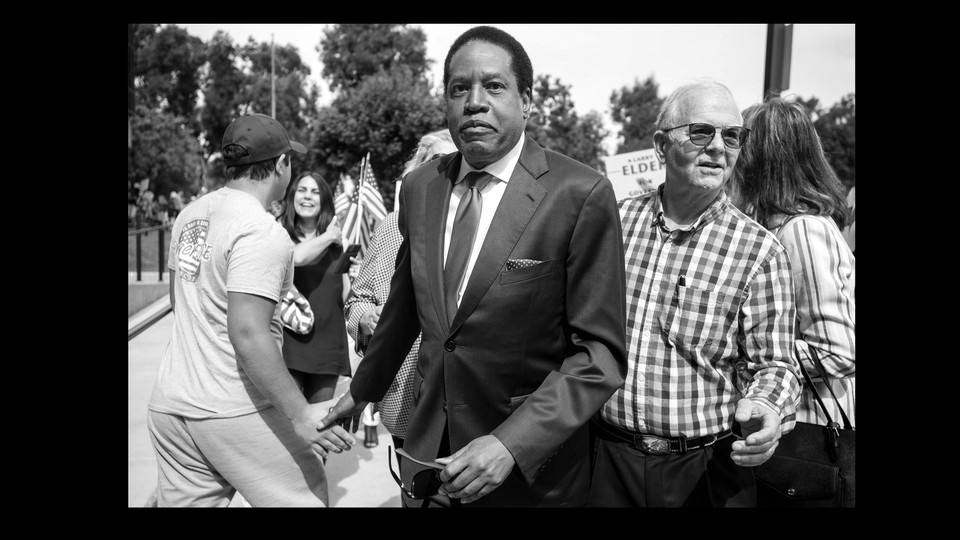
[340, 153, 387, 261]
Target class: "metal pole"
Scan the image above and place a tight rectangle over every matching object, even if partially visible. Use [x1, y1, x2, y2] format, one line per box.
[158, 227, 165, 281]
[763, 24, 793, 99]
[136, 232, 142, 282]
[271, 34, 276, 118]
[355, 156, 365, 245]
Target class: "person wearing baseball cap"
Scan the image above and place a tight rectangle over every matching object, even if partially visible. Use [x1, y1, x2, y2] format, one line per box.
[147, 114, 356, 507]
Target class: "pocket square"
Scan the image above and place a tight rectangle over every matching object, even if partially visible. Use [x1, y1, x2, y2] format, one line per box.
[505, 258, 544, 271]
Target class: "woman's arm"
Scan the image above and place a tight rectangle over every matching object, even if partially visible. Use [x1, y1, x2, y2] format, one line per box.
[780, 215, 856, 380]
[293, 220, 342, 266]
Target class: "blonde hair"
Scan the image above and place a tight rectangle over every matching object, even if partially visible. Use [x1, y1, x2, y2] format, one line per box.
[402, 129, 456, 177]
[395, 129, 457, 212]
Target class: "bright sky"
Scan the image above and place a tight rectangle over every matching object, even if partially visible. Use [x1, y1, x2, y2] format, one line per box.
[174, 23, 855, 155]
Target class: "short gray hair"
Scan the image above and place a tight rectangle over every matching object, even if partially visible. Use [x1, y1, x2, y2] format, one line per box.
[655, 79, 736, 130]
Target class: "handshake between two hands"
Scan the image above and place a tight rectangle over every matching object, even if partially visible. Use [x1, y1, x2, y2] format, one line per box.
[299, 393, 367, 460]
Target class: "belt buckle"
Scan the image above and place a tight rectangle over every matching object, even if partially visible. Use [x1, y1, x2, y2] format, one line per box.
[636, 435, 671, 455]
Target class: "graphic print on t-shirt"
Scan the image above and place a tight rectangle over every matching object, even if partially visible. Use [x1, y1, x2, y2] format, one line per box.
[177, 219, 211, 282]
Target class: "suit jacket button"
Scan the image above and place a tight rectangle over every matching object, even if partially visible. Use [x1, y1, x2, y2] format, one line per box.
[445, 340, 456, 352]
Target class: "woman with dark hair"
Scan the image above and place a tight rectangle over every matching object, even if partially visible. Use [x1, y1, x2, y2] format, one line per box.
[727, 96, 855, 427]
[279, 171, 352, 406]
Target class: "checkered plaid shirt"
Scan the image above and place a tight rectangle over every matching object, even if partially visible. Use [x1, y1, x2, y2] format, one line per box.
[344, 212, 420, 439]
[600, 186, 801, 438]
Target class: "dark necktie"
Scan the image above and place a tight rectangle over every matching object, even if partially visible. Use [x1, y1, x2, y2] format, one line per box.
[444, 171, 495, 325]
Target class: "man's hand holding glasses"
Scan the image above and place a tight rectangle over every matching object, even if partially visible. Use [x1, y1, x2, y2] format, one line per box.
[387, 436, 515, 505]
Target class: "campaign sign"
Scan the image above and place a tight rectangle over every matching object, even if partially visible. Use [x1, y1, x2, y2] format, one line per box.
[601, 148, 665, 201]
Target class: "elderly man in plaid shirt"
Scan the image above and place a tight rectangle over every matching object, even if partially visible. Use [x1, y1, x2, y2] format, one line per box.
[588, 80, 802, 507]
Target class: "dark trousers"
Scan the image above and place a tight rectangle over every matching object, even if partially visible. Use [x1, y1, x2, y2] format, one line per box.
[587, 432, 756, 507]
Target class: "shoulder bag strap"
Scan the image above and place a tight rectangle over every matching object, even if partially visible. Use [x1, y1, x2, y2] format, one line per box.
[806, 346, 854, 430]
[778, 215, 855, 432]
[795, 344, 834, 425]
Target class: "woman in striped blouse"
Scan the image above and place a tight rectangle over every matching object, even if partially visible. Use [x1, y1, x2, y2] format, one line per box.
[726, 96, 855, 427]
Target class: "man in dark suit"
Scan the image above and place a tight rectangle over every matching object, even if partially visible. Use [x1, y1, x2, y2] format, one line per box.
[321, 25, 627, 507]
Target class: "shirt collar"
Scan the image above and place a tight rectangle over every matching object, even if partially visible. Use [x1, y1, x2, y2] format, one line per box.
[653, 184, 730, 234]
[455, 135, 525, 185]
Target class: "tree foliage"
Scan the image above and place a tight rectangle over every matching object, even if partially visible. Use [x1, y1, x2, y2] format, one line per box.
[794, 93, 855, 190]
[320, 24, 431, 92]
[309, 24, 443, 210]
[130, 24, 206, 197]
[132, 24, 854, 212]
[132, 24, 206, 124]
[199, 31, 247, 159]
[313, 64, 446, 210]
[813, 93, 855, 189]
[526, 75, 607, 170]
[198, 33, 323, 190]
[609, 75, 663, 153]
[129, 103, 204, 198]
[236, 38, 320, 171]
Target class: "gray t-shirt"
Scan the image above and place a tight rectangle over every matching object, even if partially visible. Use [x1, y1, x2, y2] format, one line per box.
[148, 186, 294, 419]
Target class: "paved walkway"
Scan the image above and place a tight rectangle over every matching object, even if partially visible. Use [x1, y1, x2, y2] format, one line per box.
[128, 299, 401, 507]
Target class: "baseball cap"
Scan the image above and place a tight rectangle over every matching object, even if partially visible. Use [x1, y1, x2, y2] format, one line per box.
[221, 113, 307, 166]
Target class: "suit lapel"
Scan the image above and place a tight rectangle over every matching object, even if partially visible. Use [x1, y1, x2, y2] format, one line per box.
[426, 156, 459, 329]
[451, 136, 548, 331]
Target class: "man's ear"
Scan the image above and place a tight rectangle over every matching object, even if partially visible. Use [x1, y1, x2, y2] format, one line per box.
[275, 154, 286, 174]
[521, 88, 532, 120]
[652, 131, 666, 164]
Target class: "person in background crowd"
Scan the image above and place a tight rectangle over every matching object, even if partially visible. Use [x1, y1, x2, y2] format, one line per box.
[168, 191, 184, 222]
[727, 96, 855, 427]
[344, 128, 457, 504]
[278, 171, 352, 408]
[156, 194, 170, 226]
[321, 25, 627, 507]
[392, 130, 457, 212]
[137, 189, 156, 225]
[128, 181, 139, 226]
[146, 114, 355, 507]
[590, 80, 801, 507]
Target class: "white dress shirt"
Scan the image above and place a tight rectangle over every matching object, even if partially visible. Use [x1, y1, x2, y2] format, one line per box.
[443, 136, 524, 306]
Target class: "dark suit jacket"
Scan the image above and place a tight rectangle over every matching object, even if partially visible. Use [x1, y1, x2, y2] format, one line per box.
[350, 134, 627, 507]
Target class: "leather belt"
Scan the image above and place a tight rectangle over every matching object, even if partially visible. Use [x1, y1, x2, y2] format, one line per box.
[591, 417, 733, 455]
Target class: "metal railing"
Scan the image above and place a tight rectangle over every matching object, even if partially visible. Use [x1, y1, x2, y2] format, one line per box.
[128, 223, 173, 340]
[128, 223, 172, 281]
[128, 301, 172, 341]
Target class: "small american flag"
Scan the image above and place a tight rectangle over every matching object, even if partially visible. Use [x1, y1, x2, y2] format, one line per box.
[340, 154, 387, 260]
[340, 186, 361, 247]
[358, 156, 387, 222]
[334, 177, 351, 223]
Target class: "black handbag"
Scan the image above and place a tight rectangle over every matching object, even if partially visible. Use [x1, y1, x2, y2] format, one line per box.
[754, 346, 855, 507]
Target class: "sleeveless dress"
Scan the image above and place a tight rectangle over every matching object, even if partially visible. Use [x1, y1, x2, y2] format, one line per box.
[282, 238, 351, 377]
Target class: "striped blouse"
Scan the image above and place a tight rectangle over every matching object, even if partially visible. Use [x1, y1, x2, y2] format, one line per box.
[601, 186, 802, 438]
[771, 214, 856, 427]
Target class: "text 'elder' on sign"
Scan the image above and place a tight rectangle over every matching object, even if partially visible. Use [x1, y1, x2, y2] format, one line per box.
[601, 148, 665, 201]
